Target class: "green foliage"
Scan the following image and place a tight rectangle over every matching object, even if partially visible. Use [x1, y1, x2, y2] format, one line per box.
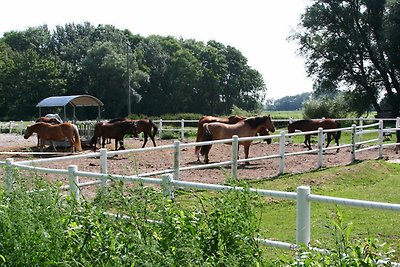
[0, 174, 265, 266]
[230, 105, 263, 117]
[303, 96, 348, 119]
[293, 0, 400, 116]
[0, 23, 266, 119]
[266, 92, 311, 111]
[289, 209, 394, 266]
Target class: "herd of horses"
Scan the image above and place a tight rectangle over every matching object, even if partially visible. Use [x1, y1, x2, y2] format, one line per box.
[22, 114, 362, 162]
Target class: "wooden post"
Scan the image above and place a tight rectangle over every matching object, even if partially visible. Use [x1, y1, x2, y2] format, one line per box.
[68, 165, 80, 201]
[278, 131, 286, 175]
[162, 174, 174, 199]
[5, 158, 14, 191]
[173, 141, 180, 181]
[296, 186, 311, 247]
[351, 124, 356, 162]
[231, 135, 239, 179]
[317, 127, 324, 168]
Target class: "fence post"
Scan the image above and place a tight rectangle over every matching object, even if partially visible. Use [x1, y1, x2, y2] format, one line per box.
[180, 119, 185, 141]
[68, 165, 80, 201]
[378, 120, 383, 158]
[351, 124, 356, 162]
[8, 121, 12, 134]
[279, 131, 286, 175]
[100, 148, 108, 174]
[317, 127, 324, 168]
[158, 119, 163, 140]
[288, 118, 293, 144]
[231, 135, 239, 179]
[296, 186, 311, 247]
[396, 117, 400, 128]
[5, 158, 15, 191]
[162, 173, 174, 199]
[174, 141, 180, 181]
[358, 117, 363, 143]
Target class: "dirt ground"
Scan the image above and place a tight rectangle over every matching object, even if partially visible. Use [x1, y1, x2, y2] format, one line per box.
[1, 133, 399, 187]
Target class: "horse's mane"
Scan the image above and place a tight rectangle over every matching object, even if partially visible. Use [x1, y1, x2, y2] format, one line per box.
[244, 116, 268, 128]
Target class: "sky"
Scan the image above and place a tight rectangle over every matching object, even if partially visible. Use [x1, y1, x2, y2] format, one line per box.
[1, 0, 314, 100]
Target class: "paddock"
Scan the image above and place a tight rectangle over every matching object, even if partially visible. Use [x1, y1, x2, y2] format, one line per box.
[0, 130, 399, 185]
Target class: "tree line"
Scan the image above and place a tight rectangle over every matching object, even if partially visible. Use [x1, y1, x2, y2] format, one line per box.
[0, 22, 266, 120]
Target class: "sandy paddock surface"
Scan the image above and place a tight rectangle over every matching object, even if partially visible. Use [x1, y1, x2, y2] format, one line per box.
[1, 133, 399, 188]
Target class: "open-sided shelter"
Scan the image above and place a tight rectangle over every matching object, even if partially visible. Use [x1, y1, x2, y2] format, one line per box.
[36, 95, 104, 122]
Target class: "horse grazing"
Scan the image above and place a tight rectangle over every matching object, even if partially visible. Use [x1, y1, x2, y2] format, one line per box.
[287, 119, 341, 152]
[90, 120, 137, 152]
[199, 115, 275, 164]
[24, 122, 82, 153]
[195, 115, 272, 161]
[108, 118, 158, 148]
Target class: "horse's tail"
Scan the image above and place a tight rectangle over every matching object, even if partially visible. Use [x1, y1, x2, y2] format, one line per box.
[149, 119, 158, 136]
[335, 120, 342, 140]
[200, 124, 212, 156]
[72, 124, 82, 151]
[195, 118, 205, 155]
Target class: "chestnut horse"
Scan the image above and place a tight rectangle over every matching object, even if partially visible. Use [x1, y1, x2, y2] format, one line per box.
[90, 120, 137, 152]
[35, 116, 62, 148]
[287, 119, 341, 152]
[199, 115, 275, 164]
[24, 122, 82, 152]
[195, 115, 272, 161]
[108, 118, 158, 148]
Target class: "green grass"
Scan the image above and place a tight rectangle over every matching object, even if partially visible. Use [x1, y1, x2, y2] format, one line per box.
[267, 110, 304, 120]
[248, 160, 400, 259]
[175, 160, 400, 261]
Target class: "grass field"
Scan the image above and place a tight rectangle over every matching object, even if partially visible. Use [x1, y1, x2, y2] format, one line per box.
[176, 159, 400, 261]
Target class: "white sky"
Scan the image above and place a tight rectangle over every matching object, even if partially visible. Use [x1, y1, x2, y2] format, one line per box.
[1, 0, 314, 100]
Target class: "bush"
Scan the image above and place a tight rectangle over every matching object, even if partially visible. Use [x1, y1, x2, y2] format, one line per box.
[303, 96, 349, 119]
[0, 173, 265, 266]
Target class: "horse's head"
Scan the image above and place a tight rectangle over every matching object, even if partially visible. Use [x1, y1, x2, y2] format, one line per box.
[23, 125, 34, 139]
[264, 115, 275, 133]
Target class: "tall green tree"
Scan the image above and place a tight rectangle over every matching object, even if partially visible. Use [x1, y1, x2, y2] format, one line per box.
[293, 0, 400, 116]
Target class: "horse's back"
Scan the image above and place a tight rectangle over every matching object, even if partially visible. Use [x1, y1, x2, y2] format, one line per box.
[206, 121, 252, 139]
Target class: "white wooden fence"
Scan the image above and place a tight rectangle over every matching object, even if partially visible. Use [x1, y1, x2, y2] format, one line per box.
[1, 120, 400, 258]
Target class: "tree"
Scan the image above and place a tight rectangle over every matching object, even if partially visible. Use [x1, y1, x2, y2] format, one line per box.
[266, 92, 311, 111]
[293, 0, 400, 116]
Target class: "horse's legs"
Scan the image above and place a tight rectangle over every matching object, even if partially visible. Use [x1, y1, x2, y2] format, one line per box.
[39, 139, 44, 152]
[150, 133, 157, 147]
[101, 137, 106, 148]
[67, 138, 74, 153]
[305, 135, 312, 150]
[326, 133, 332, 148]
[244, 145, 250, 165]
[142, 133, 148, 148]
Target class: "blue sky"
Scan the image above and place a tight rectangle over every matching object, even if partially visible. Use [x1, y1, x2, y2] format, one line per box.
[1, 0, 313, 100]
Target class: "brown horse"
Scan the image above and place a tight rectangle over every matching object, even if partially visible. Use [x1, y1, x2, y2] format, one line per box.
[90, 120, 137, 152]
[35, 117, 62, 148]
[199, 115, 275, 164]
[287, 119, 341, 152]
[108, 118, 158, 148]
[195, 115, 272, 161]
[24, 122, 82, 152]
